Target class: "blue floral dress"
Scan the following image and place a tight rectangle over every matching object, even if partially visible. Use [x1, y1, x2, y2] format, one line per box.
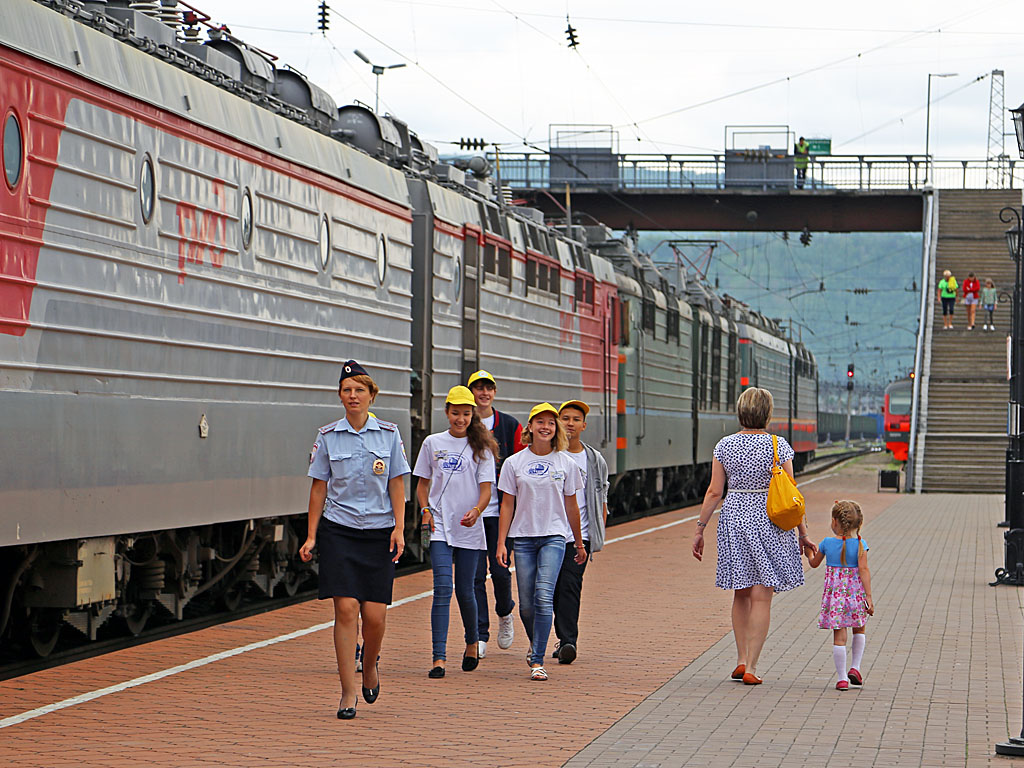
[713, 433, 804, 593]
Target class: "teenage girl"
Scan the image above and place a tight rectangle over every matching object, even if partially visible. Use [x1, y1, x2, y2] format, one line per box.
[806, 500, 875, 690]
[496, 403, 587, 681]
[413, 386, 498, 678]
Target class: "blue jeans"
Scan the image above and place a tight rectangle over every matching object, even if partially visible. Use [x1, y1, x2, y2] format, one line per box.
[475, 516, 515, 641]
[430, 540, 480, 661]
[513, 535, 566, 666]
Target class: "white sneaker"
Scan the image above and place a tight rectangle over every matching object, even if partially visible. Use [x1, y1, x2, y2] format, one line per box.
[478, 640, 487, 659]
[497, 614, 515, 649]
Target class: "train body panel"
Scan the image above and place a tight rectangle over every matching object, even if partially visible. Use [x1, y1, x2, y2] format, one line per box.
[1, 14, 414, 548]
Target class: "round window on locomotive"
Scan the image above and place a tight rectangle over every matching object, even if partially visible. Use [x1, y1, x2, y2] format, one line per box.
[139, 154, 155, 223]
[376, 234, 388, 285]
[319, 214, 330, 270]
[240, 188, 253, 250]
[3, 112, 24, 189]
[452, 256, 462, 302]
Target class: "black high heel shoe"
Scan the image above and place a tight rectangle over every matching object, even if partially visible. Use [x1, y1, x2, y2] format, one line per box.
[362, 662, 380, 704]
[337, 698, 357, 720]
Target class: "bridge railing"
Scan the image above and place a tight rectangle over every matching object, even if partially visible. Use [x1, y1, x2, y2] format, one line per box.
[495, 153, 1020, 192]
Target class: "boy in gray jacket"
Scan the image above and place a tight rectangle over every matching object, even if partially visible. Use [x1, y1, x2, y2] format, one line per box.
[552, 400, 609, 664]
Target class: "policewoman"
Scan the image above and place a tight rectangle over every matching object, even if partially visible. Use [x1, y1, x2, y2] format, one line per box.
[300, 360, 410, 720]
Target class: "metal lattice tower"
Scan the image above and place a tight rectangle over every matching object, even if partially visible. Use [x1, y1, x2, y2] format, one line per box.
[987, 69, 1007, 188]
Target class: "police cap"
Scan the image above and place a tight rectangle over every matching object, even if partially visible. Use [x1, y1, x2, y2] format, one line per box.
[339, 360, 369, 384]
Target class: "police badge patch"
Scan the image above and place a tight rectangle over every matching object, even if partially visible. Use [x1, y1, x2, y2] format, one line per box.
[372, 458, 386, 475]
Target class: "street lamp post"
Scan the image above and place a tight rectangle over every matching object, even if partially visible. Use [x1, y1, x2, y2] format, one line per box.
[994, 101, 1024, 758]
[353, 49, 406, 114]
[924, 72, 957, 185]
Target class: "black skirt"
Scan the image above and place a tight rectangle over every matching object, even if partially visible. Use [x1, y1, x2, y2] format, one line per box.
[316, 517, 395, 604]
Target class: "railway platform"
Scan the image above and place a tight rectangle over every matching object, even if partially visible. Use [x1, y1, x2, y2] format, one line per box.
[0, 454, 1019, 768]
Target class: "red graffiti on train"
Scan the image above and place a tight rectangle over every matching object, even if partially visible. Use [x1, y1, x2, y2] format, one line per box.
[176, 179, 228, 284]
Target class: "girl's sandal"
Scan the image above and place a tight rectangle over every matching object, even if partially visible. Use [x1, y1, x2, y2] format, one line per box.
[731, 664, 746, 680]
[742, 672, 763, 685]
[530, 666, 549, 681]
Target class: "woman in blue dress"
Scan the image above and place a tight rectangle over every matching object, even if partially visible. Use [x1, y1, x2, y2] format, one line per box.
[691, 387, 817, 685]
[300, 360, 410, 720]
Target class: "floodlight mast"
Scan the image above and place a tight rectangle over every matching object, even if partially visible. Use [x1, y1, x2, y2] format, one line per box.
[353, 49, 406, 113]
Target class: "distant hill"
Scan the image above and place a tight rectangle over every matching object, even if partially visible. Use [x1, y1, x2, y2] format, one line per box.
[636, 230, 922, 397]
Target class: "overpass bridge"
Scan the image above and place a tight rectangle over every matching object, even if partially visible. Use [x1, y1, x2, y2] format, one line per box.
[500, 152, 1021, 232]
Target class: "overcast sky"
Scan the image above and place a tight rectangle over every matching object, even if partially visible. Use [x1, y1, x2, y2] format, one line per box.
[197, 0, 1024, 160]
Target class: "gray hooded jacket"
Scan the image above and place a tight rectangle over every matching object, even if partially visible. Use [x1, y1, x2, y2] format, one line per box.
[581, 443, 609, 552]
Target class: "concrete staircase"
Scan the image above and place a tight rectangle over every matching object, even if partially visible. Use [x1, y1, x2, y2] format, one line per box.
[918, 189, 1020, 492]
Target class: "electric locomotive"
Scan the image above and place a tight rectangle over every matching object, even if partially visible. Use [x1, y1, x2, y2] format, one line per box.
[883, 377, 912, 462]
[0, 0, 816, 657]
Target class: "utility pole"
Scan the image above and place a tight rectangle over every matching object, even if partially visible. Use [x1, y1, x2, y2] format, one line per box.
[844, 363, 854, 447]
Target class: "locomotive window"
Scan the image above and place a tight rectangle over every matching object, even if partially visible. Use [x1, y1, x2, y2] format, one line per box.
[548, 265, 560, 296]
[484, 243, 497, 275]
[575, 276, 584, 303]
[584, 278, 594, 305]
[641, 299, 655, 333]
[667, 308, 680, 341]
[318, 214, 330, 270]
[538, 262, 549, 294]
[240, 188, 253, 249]
[139, 154, 154, 223]
[453, 256, 462, 302]
[497, 246, 510, 281]
[4, 113, 23, 188]
[526, 257, 537, 292]
[376, 234, 388, 284]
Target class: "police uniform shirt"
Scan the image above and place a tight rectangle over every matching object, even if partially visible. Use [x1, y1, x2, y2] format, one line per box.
[497, 447, 583, 539]
[308, 415, 411, 530]
[412, 431, 493, 551]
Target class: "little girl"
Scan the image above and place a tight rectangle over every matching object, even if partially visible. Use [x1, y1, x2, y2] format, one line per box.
[806, 500, 875, 690]
[981, 279, 998, 331]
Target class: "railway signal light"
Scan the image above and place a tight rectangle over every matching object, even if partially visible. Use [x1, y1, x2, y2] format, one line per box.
[565, 18, 579, 48]
[317, 1, 329, 33]
[799, 226, 812, 247]
[847, 363, 855, 390]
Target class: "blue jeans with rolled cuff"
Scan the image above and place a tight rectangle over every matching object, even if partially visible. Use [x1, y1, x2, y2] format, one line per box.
[513, 535, 566, 666]
[430, 540, 480, 661]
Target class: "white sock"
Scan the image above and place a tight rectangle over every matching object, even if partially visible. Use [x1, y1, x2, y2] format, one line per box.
[851, 634, 866, 670]
[833, 645, 848, 681]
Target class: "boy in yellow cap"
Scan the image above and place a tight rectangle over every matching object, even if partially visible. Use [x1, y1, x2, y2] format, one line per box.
[467, 369, 524, 655]
[552, 399, 609, 664]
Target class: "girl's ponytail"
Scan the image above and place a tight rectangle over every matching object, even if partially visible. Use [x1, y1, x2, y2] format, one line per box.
[466, 413, 499, 463]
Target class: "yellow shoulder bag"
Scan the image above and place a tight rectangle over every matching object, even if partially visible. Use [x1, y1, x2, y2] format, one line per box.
[766, 435, 805, 530]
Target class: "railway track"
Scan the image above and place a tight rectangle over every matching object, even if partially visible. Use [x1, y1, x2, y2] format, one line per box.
[0, 447, 875, 681]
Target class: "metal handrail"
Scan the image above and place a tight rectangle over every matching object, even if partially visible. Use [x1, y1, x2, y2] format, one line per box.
[493, 152, 1019, 192]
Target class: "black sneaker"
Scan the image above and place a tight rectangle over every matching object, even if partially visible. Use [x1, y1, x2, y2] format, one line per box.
[557, 643, 577, 664]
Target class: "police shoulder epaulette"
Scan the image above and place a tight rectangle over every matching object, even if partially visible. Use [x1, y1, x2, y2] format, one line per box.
[376, 419, 397, 431]
[318, 420, 340, 435]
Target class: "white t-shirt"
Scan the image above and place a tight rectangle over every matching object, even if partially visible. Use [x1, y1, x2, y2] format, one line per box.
[480, 412, 500, 518]
[565, 448, 589, 544]
[412, 431, 494, 550]
[497, 447, 583, 539]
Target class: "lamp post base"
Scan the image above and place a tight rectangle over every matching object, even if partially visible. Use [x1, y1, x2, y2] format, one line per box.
[996, 737, 1024, 756]
[991, 528, 1024, 586]
[1000, 520, 1011, 528]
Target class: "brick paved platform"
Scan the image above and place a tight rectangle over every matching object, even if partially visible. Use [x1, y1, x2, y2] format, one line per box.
[567, 490, 1023, 768]
[0, 455, 1020, 768]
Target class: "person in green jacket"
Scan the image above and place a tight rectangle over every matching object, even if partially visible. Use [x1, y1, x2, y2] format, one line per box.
[937, 269, 958, 330]
[795, 137, 810, 189]
[981, 279, 998, 331]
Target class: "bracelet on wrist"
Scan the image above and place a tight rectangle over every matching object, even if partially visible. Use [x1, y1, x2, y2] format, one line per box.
[421, 507, 431, 515]
[696, 521, 707, 528]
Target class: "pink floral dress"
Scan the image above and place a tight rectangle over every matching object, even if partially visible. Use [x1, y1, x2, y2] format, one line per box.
[817, 536, 869, 629]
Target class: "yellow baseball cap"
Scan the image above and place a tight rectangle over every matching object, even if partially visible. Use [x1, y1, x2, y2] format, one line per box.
[445, 385, 477, 407]
[467, 369, 496, 387]
[559, 399, 590, 416]
[528, 402, 559, 423]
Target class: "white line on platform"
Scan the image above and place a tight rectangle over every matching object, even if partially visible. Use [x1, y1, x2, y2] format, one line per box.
[0, 511, 702, 730]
